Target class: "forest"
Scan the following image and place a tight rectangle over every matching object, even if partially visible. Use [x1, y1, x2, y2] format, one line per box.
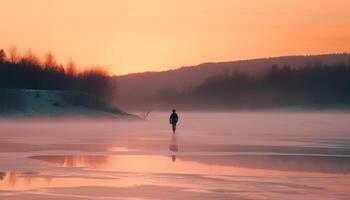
[0, 47, 116, 101]
[161, 61, 350, 109]
[2, 46, 350, 110]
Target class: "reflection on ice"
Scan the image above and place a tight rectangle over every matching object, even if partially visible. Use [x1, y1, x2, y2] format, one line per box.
[31, 154, 350, 176]
[32, 156, 108, 168]
[1, 167, 349, 200]
[0, 171, 52, 190]
[185, 155, 350, 174]
[32, 155, 243, 175]
[169, 135, 179, 162]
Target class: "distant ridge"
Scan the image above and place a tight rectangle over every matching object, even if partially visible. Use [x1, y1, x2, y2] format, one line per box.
[120, 53, 350, 77]
[115, 54, 350, 101]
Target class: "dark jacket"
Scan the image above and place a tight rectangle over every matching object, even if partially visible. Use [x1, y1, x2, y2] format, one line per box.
[169, 113, 178, 125]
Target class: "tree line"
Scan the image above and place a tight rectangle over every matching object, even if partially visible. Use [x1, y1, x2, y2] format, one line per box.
[161, 60, 350, 109]
[0, 47, 116, 101]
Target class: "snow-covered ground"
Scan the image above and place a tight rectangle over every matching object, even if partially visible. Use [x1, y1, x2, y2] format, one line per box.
[0, 89, 129, 118]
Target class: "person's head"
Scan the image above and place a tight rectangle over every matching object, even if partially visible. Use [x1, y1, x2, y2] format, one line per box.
[172, 109, 176, 113]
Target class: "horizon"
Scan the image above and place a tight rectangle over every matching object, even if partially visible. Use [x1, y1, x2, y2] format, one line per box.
[1, 46, 349, 77]
[116, 52, 350, 76]
[1, 0, 350, 75]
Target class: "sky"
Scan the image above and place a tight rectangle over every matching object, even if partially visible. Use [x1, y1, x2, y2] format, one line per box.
[0, 0, 349, 75]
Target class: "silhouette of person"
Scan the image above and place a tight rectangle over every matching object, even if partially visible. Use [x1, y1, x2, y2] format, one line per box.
[169, 109, 179, 134]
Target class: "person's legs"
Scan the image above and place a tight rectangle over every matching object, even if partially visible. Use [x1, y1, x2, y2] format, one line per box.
[172, 124, 176, 134]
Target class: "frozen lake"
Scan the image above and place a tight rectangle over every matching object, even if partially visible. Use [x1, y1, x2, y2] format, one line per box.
[0, 112, 350, 200]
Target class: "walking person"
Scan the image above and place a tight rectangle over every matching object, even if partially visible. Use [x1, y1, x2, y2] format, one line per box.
[169, 109, 179, 134]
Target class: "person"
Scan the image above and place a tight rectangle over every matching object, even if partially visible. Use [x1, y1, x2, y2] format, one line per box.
[169, 109, 179, 134]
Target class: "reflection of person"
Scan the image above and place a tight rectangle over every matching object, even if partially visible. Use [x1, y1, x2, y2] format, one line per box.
[169, 135, 179, 162]
[169, 109, 179, 134]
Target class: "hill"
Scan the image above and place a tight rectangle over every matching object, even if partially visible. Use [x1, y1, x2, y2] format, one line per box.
[114, 53, 350, 110]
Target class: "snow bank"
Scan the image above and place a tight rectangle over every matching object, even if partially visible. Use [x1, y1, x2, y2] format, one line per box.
[0, 89, 131, 118]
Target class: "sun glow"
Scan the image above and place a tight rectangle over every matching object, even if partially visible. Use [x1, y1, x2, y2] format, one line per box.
[1, 0, 349, 75]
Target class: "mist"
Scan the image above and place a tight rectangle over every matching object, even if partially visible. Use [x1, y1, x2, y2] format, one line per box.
[116, 57, 350, 111]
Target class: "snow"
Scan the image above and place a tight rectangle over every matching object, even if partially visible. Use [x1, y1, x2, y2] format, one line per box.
[0, 89, 130, 118]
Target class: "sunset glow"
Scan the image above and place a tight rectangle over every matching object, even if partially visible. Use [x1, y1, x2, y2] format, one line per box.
[1, 2, 350, 198]
[1, 0, 350, 75]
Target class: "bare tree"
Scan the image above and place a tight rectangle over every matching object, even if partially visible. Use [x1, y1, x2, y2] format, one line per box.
[66, 58, 77, 77]
[0, 49, 6, 62]
[21, 49, 41, 66]
[140, 109, 151, 120]
[8, 46, 20, 63]
[44, 51, 58, 70]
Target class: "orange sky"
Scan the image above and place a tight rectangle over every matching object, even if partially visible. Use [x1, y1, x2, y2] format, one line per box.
[1, 0, 349, 75]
